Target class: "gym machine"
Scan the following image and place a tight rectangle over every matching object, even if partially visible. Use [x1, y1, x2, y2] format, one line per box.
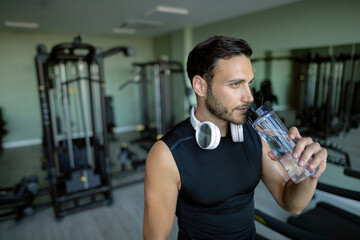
[35, 35, 134, 219]
[119, 59, 192, 149]
[0, 107, 7, 155]
[105, 96, 117, 140]
[255, 183, 359, 239]
[255, 183, 360, 239]
[296, 53, 360, 138]
[0, 176, 39, 222]
[251, 51, 360, 138]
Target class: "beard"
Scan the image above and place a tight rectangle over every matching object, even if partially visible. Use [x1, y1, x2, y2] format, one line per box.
[205, 86, 247, 125]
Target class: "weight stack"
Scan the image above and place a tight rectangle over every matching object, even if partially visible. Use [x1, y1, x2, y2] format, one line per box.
[0, 107, 8, 155]
[105, 96, 116, 139]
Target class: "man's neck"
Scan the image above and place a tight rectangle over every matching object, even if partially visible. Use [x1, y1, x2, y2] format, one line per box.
[194, 105, 229, 137]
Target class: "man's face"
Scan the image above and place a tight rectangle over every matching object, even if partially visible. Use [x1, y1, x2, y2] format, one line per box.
[205, 55, 254, 125]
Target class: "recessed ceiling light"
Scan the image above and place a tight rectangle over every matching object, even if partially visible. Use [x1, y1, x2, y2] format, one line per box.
[112, 28, 137, 34]
[4, 21, 39, 29]
[146, 5, 189, 16]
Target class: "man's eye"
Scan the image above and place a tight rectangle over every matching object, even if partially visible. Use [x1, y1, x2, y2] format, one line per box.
[231, 82, 240, 87]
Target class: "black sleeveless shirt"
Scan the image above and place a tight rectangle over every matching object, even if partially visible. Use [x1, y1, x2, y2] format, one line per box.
[162, 118, 263, 240]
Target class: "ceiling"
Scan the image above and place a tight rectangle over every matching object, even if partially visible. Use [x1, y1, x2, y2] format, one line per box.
[0, 0, 300, 37]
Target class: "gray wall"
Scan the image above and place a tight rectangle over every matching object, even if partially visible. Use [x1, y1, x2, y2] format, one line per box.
[193, 0, 360, 50]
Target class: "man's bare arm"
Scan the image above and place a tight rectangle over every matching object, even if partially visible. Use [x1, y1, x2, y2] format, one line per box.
[261, 127, 327, 214]
[143, 140, 180, 240]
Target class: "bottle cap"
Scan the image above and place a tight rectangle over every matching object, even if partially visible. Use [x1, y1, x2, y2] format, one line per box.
[247, 101, 273, 124]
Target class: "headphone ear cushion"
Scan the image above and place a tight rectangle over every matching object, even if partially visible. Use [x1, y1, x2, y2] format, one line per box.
[196, 121, 221, 150]
[190, 106, 222, 150]
[230, 124, 244, 142]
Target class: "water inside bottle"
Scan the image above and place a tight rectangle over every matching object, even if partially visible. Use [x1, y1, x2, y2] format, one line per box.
[257, 129, 317, 183]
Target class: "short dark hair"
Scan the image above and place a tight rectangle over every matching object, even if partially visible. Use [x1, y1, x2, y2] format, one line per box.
[186, 36, 252, 86]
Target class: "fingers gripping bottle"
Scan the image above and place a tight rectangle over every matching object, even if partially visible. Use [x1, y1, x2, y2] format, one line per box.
[248, 101, 318, 183]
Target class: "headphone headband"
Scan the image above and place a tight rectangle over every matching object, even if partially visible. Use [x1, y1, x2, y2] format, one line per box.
[190, 106, 200, 130]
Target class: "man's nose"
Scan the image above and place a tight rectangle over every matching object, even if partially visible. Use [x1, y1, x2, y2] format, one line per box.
[242, 86, 254, 103]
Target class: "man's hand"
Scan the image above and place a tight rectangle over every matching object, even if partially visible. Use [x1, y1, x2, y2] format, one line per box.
[268, 126, 327, 179]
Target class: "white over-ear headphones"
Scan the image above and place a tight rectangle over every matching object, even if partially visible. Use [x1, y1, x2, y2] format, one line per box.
[190, 106, 244, 150]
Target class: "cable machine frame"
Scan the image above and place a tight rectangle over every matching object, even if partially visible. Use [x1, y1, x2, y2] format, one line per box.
[34, 36, 133, 219]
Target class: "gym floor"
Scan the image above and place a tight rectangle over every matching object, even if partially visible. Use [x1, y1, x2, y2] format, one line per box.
[0, 121, 359, 240]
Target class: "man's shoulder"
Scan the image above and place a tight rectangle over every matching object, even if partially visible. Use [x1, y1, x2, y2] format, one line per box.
[165, 118, 193, 138]
[162, 118, 194, 149]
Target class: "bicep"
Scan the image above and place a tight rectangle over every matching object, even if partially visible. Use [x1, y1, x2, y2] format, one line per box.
[260, 139, 290, 209]
[143, 140, 180, 239]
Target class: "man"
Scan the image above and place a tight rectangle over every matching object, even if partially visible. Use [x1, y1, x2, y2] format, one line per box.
[143, 36, 327, 239]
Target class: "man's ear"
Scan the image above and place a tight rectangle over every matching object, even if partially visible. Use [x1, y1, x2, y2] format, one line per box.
[192, 75, 207, 97]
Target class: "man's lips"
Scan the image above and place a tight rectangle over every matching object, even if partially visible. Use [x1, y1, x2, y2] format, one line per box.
[234, 106, 248, 114]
